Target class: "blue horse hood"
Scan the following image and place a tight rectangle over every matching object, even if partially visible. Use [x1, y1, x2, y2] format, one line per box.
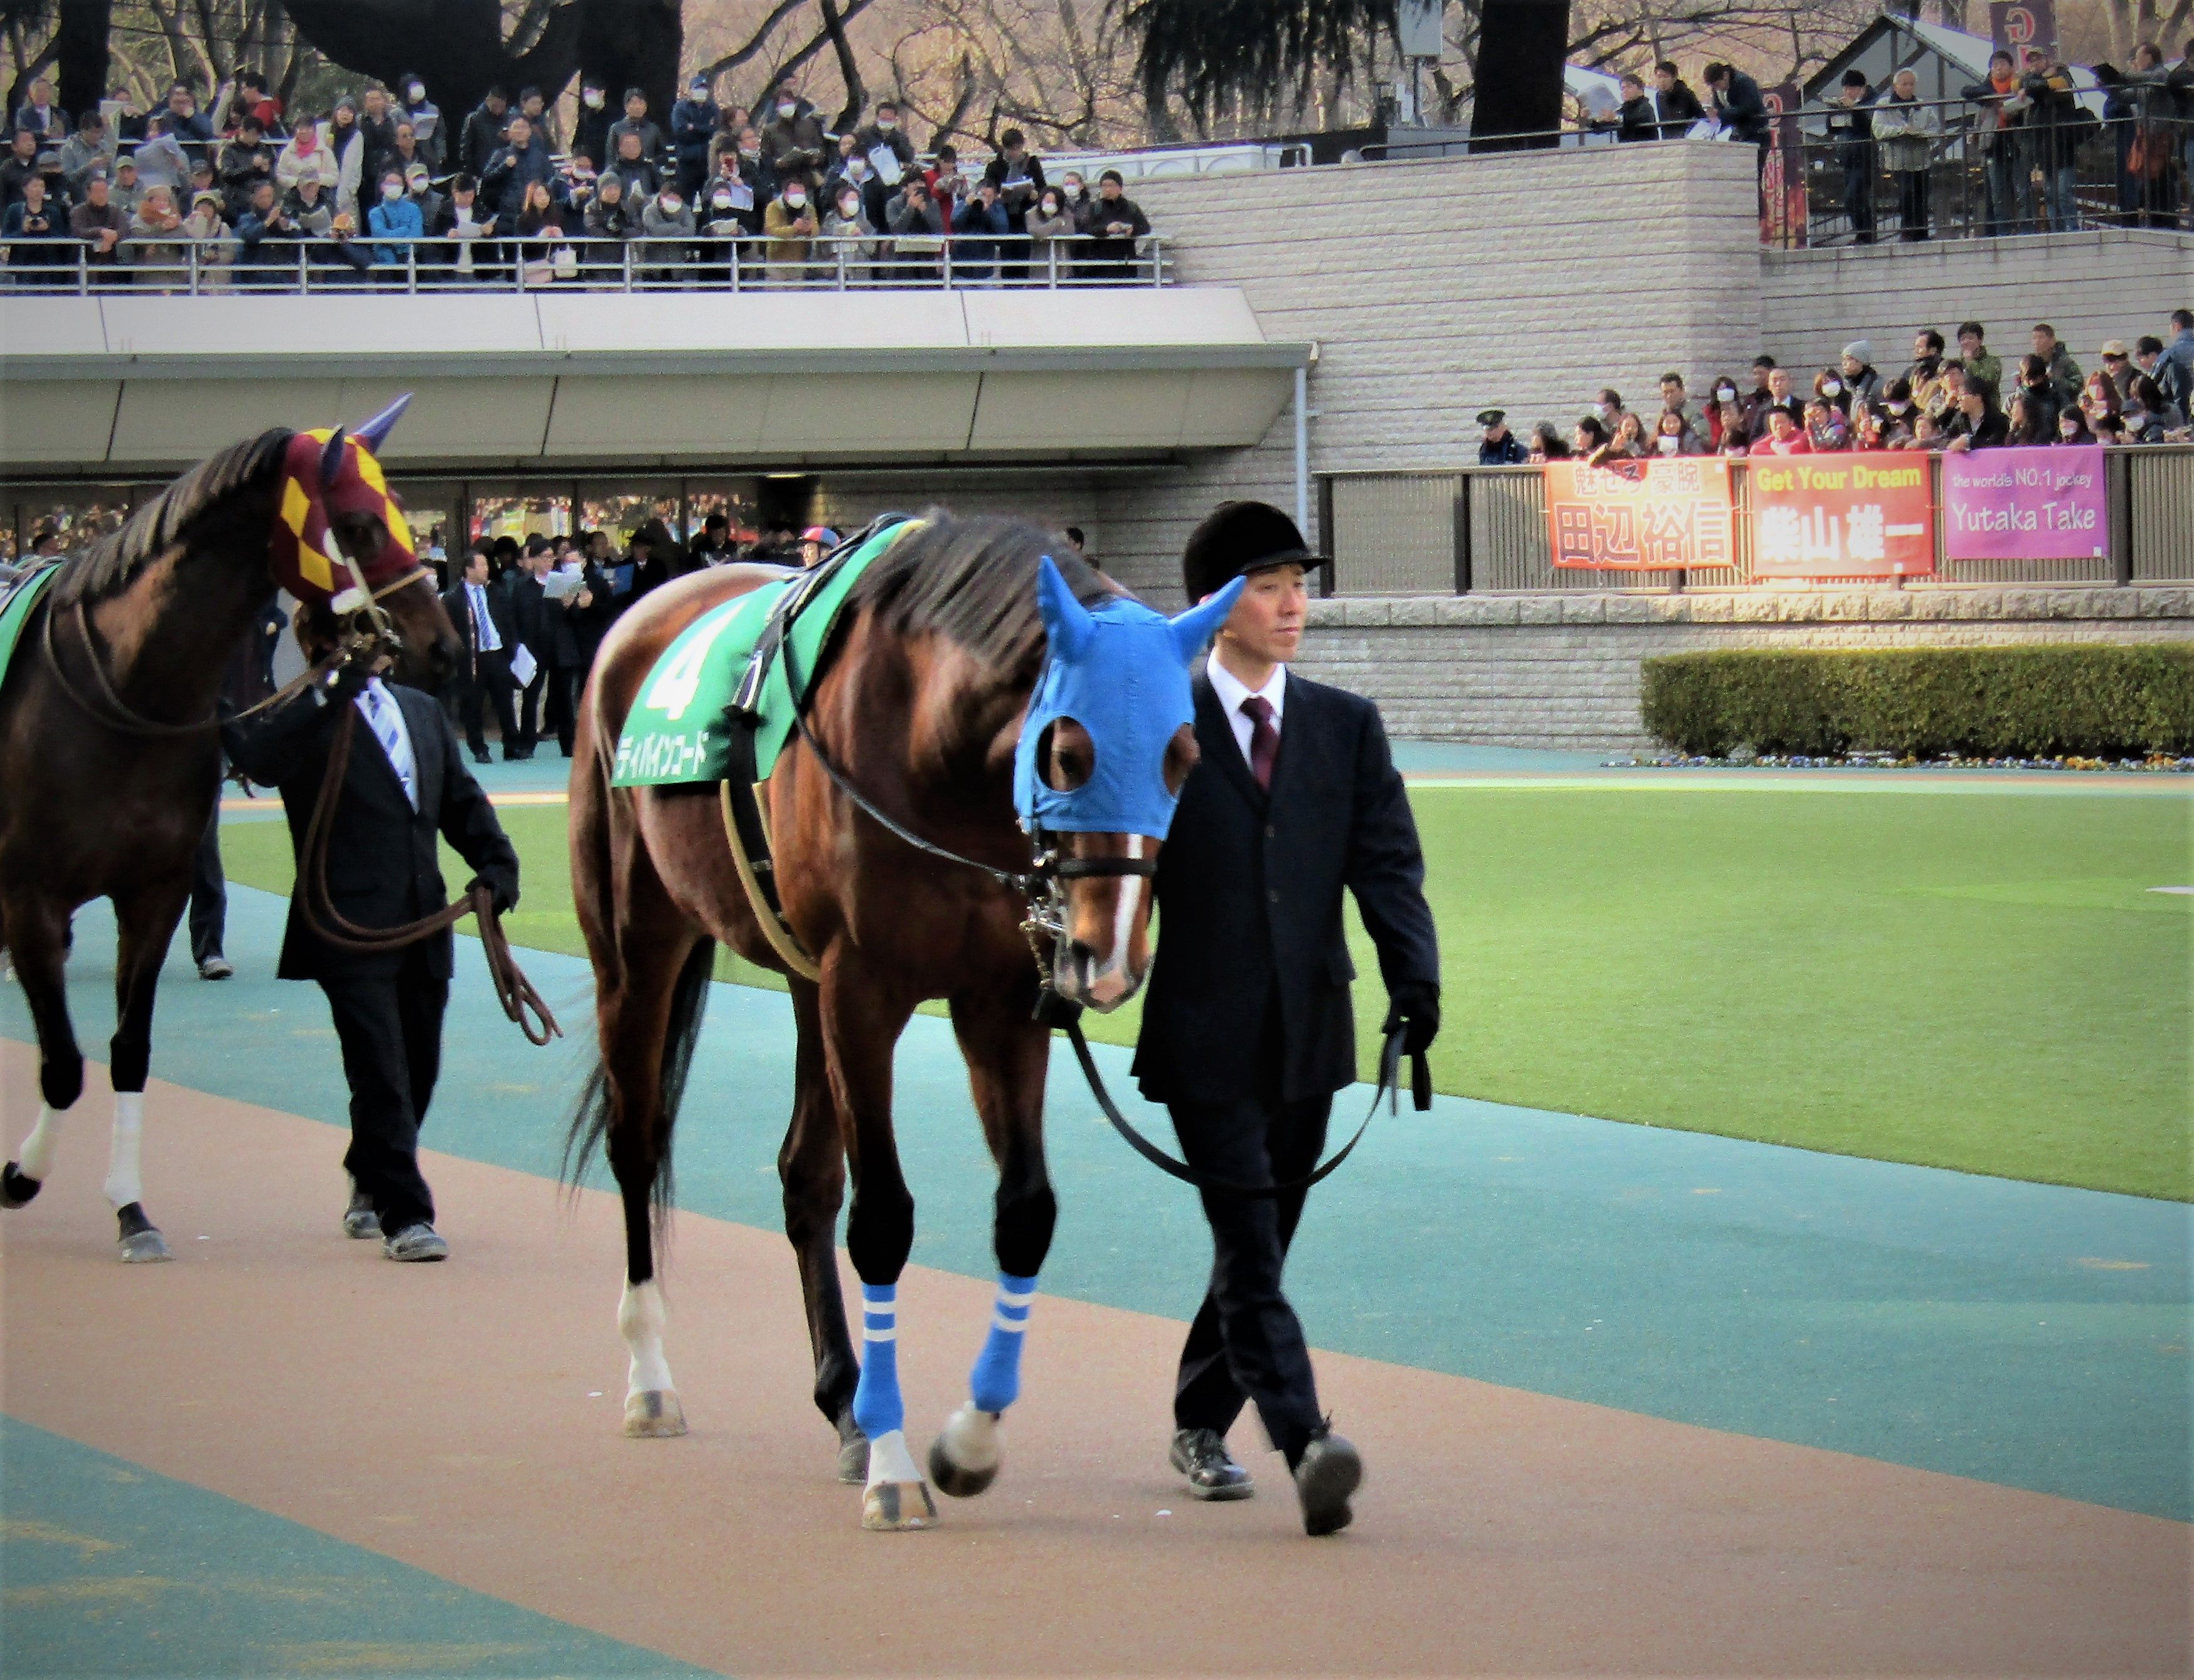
[1012, 559, 1242, 840]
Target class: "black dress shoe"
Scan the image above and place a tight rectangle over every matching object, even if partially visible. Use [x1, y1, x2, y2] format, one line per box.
[471, 749, 492, 765]
[1170, 1427, 1253, 1501]
[1293, 1428, 1362, 1536]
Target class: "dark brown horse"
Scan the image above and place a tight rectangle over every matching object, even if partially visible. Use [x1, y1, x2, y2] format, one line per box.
[567, 515, 1239, 1530]
[0, 407, 459, 1260]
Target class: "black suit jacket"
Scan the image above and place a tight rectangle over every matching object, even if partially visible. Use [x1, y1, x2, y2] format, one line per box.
[1132, 671, 1438, 1106]
[442, 578, 517, 670]
[222, 679, 520, 982]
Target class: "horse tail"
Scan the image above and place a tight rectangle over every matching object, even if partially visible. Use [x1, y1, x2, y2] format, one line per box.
[562, 936, 715, 1238]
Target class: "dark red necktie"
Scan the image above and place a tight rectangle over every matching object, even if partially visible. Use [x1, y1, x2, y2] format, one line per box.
[1241, 695, 1278, 791]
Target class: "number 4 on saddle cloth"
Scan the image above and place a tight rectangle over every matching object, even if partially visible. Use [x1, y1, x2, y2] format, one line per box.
[613, 516, 921, 791]
[613, 515, 926, 978]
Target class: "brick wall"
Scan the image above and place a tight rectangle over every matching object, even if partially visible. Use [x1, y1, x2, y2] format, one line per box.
[1292, 586, 2194, 749]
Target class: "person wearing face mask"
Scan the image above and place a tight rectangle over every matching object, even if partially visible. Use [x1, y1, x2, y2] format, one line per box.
[2119, 373, 2168, 442]
[367, 165, 423, 272]
[1702, 376, 1742, 447]
[1812, 368, 1853, 417]
[572, 83, 613, 179]
[817, 181, 876, 281]
[639, 183, 695, 283]
[2053, 406, 2096, 446]
[670, 75, 719, 202]
[823, 134, 889, 230]
[395, 73, 442, 172]
[402, 162, 442, 239]
[854, 99, 916, 183]
[758, 82, 825, 197]
[1025, 185, 1076, 280]
[698, 181, 744, 282]
[763, 175, 818, 283]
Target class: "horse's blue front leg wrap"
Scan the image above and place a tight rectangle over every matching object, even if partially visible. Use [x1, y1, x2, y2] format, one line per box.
[852, 1283, 904, 1440]
[968, 1271, 1037, 1415]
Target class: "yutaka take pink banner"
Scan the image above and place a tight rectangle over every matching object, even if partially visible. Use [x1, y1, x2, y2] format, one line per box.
[1942, 446, 2108, 562]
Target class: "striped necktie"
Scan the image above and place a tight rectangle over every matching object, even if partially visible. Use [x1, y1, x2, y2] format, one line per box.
[361, 683, 416, 809]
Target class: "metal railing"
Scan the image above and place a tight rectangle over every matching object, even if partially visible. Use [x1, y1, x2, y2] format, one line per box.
[1319, 445, 2194, 595]
[1779, 101, 2190, 247]
[0, 230, 1172, 295]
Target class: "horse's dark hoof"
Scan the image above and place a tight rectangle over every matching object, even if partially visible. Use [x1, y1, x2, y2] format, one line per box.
[928, 1404, 1002, 1499]
[115, 1202, 171, 1263]
[837, 1428, 871, 1485]
[1, 1163, 41, 1208]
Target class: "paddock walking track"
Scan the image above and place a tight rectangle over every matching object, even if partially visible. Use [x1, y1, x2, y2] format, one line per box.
[5, 752, 2188, 1679]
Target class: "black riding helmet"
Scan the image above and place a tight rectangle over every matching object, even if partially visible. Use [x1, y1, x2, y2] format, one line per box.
[1180, 500, 1324, 604]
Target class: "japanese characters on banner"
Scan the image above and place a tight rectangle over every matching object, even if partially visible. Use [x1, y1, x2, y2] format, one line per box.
[1747, 457, 1935, 578]
[1942, 446, 2107, 561]
[1544, 458, 1736, 570]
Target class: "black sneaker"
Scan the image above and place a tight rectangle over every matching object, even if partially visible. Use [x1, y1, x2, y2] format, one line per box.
[1293, 1428, 1362, 1536]
[1169, 1427, 1254, 1501]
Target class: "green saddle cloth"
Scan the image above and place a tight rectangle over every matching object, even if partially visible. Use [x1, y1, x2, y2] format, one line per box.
[611, 520, 916, 788]
[0, 562, 62, 694]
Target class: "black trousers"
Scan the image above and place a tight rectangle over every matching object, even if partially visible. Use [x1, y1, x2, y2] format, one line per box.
[457, 648, 516, 758]
[513, 662, 548, 754]
[1169, 1086, 1334, 1465]
[318, 962, 448, 1233]
[1896, 169, 1930, 240]
[546, 663, 582, 755]
[188, 794, 225, 965]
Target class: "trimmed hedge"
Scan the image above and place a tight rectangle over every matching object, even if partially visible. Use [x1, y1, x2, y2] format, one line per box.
[1639, 645, 2194, 759]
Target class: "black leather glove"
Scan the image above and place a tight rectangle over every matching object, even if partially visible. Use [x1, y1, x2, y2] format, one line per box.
[322, 658, 368, 702]
[468, 873, 518, 917]
[1382, 987, 1440, 1056]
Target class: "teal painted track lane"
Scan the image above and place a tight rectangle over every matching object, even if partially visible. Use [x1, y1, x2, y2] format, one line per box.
[3, 885, 2186, 1524]
[0, 1418, 709, 1679]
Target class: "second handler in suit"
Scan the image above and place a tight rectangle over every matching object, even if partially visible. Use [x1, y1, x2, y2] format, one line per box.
[223, 605, 520, 1261]
[1132, 501, 1440, 1536]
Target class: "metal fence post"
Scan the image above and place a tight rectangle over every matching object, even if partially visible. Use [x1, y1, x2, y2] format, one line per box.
[297, 240, 309, 294]
[621, 242, 633, 292]
[835, 238, 847, 290]
[406, 238, 417, 294]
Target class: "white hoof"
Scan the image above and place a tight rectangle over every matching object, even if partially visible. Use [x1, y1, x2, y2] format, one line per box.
[928, 1403, 1002, 1499]
[623, 1388, 687, 1437]
[117, 1228, 171, 1263]
[862, 1428, 936, 1531]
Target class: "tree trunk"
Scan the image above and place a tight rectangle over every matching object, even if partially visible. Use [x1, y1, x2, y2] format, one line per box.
[55, 0, 109, 118]
[576, 0, 680, 126]
[1469, 0, 1569, 148]
[282, 0, 585, 126]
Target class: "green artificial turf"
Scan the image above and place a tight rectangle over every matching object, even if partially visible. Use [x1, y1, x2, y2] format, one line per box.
[221, 786, 2193, 1200]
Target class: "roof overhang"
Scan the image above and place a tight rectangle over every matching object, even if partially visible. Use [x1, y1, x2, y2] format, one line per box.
[0, 289, 1310, 474]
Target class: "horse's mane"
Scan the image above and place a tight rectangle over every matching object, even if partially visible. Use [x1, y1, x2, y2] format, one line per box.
[848, 511, 1113, 678]
[48, 427, 294, 611]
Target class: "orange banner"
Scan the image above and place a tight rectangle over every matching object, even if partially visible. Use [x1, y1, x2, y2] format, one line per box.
[1544, 458, 1736, 570]
[1747, 456, 1935, 578]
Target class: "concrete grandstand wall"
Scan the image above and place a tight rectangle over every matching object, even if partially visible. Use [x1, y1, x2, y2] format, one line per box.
[1107, 141, 1765, 604]
[1290, 586, 2194, 751]
[1758, 230, 2194, 378]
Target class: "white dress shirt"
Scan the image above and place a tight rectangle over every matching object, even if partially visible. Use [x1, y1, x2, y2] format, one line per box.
[464, 580, 502, 653]
[1205, 647, 1287, 769]
[355, 677, 419, 810]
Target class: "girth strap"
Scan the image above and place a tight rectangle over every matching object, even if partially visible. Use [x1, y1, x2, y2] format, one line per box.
[717, 714, 823, 982]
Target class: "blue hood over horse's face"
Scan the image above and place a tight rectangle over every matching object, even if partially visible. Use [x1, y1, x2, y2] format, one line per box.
[1014, 557, 1243, 841]
[1014, 557, 1241, 1013]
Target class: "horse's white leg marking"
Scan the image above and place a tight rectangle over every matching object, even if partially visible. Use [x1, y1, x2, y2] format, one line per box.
[18, 1104, 67, 1180]
[104, 1091, 144, 1209]
[619, 1279, 675, 1394]
[1087, 836, 1144, 1007]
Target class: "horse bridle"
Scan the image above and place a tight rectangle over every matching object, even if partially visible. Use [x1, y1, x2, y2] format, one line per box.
[774, 533, 1423, 1199]
[40, 542, 432, 742]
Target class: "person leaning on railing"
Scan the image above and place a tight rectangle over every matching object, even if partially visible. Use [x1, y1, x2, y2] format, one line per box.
[0, 171, 70, 281]
[818, 182, 879, 284]
[763, 177, 819, 282]
[637, 184, 696, 285]
[126, 184, 187, 286]
[2102, 42, 2181, 228]
[70, 168, 128, 275]
[1085, 169, 1150, 283]
[368, 167, 424, 271]
[1961, 50, 2030, 235]
[2019, 48, 2092, 232]
[886, 174, 945, 284]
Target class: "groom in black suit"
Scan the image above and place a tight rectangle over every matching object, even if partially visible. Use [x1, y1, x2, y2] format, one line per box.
[222, 606, 520, 1261]
[1133, 501, 1440, 1536]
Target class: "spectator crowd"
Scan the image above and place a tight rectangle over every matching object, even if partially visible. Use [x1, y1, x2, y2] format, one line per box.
[1477, 311, 2194, 466]
[0, 67, 1156, 288]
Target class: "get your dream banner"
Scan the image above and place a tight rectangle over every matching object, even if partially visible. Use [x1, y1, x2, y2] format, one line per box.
[1942, 446, 2108, 562]
[1544, 459, 1735, 570]
[1748, 456, 1935, 579]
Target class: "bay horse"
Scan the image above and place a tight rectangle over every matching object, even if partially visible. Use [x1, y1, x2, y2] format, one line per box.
[0, 403, 461, 1260]
[567, 515, 1240, 1530]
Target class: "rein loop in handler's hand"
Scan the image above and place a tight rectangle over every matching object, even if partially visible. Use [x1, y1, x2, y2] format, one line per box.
[297, 704, 560, 1046]
[1061, 1012, 1431, 1200]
